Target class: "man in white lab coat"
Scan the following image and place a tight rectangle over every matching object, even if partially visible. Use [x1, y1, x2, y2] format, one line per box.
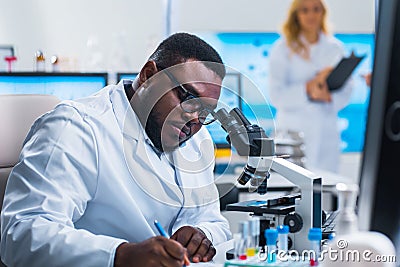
[1, 33, 231, 267]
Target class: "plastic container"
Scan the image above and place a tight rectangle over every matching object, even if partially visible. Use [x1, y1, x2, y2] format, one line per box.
[323, 183, 396, 266]
[264, 228, 278, 263]
[277, 225, 289, 254]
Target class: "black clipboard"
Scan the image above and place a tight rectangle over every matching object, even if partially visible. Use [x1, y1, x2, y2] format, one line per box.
[327, 55, 365, 91]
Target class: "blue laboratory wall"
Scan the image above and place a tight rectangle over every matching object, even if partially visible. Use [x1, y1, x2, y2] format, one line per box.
[198, 32, 375, 153]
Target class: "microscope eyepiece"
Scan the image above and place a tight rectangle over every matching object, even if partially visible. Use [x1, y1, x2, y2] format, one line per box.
[214, 107, 274, 195]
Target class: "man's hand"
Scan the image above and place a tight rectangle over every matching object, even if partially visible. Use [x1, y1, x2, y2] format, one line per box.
[171, 226, 216, 263]
[114, 237, 190, 267]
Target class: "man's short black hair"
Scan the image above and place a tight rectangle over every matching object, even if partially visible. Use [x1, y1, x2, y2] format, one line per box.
[148, 32, 226, 79]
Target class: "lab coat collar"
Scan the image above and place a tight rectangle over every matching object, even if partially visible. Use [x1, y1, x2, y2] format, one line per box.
[111, 81, 188, 154]
[111, 81, 141, 141]
[109, 81, 163, 166]
[299, 31, 328, 47]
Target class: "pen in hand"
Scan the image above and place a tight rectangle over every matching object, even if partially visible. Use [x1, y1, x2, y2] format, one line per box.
[154, 220, 190, 266]
[154, 220, 170, 238]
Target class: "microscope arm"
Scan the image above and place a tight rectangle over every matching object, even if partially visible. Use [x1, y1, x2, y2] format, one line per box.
[271, 157, 322, 252]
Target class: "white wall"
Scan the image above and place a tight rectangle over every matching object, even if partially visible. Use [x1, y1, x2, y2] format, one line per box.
[171, 0, 375, 33]
[0, 0, 166, 72]
[0, 0, 374, 72]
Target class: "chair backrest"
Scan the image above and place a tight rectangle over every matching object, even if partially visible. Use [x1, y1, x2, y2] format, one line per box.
[0, 94, 60, 209]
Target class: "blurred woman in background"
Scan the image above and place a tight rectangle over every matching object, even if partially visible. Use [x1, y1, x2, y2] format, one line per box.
[268, 0, 353, 173]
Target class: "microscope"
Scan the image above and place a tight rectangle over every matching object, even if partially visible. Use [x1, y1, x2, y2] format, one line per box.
[213, 107, 322, 253]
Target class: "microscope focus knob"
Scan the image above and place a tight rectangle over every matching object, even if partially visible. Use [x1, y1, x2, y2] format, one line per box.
[284, 212, 303, 233]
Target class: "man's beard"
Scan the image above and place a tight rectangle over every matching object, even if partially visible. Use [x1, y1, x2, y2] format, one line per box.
[145, 109, 164, 152]
[145, 109, 188, 153]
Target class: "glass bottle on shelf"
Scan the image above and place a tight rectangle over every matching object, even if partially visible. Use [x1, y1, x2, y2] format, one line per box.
[35, 50, 45, 72]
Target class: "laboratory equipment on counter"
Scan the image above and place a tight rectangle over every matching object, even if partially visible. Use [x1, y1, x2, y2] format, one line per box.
[249, 217, 260, 256]
[51, 55, 60, 72]
[212, 107, 274, 195]
[213, 107, 322, 252]
[323, 183, 396, 267]
[238, 221, 249, 260]
[4, 56, 16, 72]
[265, 229, 278, 263]
[35, 50, 45, 72]
[308, 228, 322, 266]
[277, 225, 289, 255]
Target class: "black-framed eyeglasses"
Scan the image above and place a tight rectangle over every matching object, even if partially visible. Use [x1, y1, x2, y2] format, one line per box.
[163, 69, 216, 125]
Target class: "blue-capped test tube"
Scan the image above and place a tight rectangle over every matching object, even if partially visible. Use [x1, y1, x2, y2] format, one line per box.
[308, 228, 322, 266]
[277, 225, 289, 254]
[264, 229, 278, 263]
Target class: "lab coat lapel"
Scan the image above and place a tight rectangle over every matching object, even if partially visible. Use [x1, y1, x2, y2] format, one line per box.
[172, 138, 219, 208]
[111, 84, 184, 217]
[111, 83, 184, 207]
[122, 118, 184, 207]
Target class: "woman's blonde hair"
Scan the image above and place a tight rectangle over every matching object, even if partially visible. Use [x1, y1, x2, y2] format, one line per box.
[282, 0, 329, 59]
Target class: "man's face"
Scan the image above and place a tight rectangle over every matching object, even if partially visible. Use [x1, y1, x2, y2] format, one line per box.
[140, 61, 222, 152]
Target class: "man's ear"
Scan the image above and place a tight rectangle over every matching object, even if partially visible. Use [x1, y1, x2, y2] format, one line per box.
[138, 61, 158, 87]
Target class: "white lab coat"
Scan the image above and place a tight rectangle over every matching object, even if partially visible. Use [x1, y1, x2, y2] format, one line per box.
[268, 33, 353, 172]
[0, 82, 231, 267]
